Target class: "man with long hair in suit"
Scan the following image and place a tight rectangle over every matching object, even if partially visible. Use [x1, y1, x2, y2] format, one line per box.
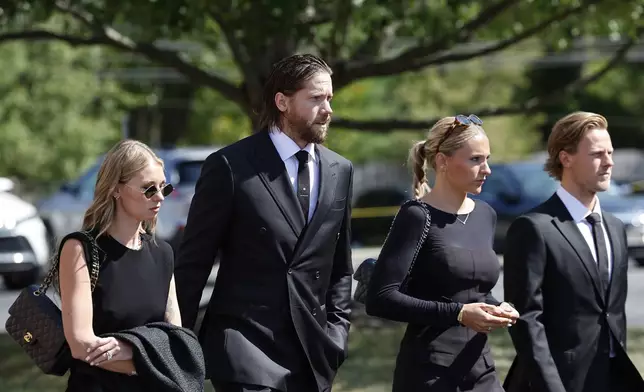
[175, 54, 354, 392]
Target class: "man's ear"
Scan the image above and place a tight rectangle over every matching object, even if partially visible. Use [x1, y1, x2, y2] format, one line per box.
[559, 150, 572, 169]
[275, 92, 288, 112]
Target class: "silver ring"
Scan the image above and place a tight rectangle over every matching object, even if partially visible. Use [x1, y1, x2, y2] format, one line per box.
[105, 351, 112, 361]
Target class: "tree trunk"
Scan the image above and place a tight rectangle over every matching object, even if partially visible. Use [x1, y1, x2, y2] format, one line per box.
[524, 35, 583, 143]
[158, 83, 196, 146]
[125, 107, 160, 146]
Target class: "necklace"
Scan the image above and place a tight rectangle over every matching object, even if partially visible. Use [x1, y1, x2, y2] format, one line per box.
[126, 234, 142, 250]
[455, 213, 470, 225]
[132, 235, 142, 250]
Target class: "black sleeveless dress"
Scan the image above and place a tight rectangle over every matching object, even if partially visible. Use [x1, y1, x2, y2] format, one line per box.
[65, 233, 174, 392]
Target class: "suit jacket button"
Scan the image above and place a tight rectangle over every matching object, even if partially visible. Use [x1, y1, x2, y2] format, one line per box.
[288, 268, 293, 275]
[312, 309, 317, 316]
[314, 270, 320, 280]
[259, 227, 267, 234]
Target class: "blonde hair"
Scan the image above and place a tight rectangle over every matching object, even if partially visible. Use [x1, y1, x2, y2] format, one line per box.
[545, 111, 608, 180]
[82, 139, 164, 238]
[408, 116, 486, 198]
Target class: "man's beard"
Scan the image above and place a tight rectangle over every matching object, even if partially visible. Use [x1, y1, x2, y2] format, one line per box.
[285, 113, 330, 144]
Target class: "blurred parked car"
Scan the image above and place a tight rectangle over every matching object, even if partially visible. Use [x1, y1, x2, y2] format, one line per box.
[37, 146, 220, 252]
[474, 161, 644, 265]
[350, 187, 410, 247]
[0, 177, 50, 289]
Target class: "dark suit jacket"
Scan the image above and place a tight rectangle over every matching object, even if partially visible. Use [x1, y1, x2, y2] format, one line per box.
[503, 193, 644, 392]
[174, 131, 354, 392]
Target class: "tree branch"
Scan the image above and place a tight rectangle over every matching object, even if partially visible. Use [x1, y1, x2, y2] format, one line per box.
[332, 32, 640, 132]
[0, 30, 106, 46]
[396, 0, 521, 63]
[0, 28, 247, 108]
[205, 9, 264, 110]
[53, 0, 97, 30]
[40, 3, 249, 108]
[422, 1, 602, 68]
[334, 0, 601, 89]
[298, 10, 333, 27]
[129, 41, 247, 106]
[327, 0, 353, 61]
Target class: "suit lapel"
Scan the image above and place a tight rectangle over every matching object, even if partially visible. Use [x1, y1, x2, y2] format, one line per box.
[250, 132, 305, 236]
[548, 195, 605, 304]
[293, 147, 338, 259]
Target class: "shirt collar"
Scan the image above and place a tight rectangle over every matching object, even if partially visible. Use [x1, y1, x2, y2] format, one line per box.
[556, 185, 602, 223]
[268, 127, 316, 162]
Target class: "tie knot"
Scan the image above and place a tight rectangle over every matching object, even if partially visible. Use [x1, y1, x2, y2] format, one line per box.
[586, 212, 601, 225]
[295, 150, 309, 164]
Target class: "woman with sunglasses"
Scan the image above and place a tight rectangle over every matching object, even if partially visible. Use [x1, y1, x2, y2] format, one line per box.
[57, 139, 196, 391]
[366, 115, 519, 391]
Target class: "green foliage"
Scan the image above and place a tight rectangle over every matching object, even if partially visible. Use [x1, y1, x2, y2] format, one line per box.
[0, 39, 135, 184]
[2, 1, 644, 183]
[328, 49, 543, 163]
[184, 86, 252, 146]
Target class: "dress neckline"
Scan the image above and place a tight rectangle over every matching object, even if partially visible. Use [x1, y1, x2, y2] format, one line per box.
[102, 233, 149, 253]
[416, 198, 477, 217]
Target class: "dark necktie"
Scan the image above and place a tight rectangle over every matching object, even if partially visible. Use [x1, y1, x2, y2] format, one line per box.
[586, 213, 610, 294]
[295, 150, 310, 222]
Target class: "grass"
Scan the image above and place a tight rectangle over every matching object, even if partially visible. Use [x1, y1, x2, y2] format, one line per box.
[2, 317, 644, 392]
[333, 321, 519, 392]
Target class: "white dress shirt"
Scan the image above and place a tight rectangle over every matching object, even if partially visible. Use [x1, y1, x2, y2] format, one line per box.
[556, 186, 613, 278]
[269, 128, 319, 222]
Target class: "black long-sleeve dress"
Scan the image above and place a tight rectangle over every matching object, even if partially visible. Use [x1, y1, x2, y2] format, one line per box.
[366, 199, 505, 392]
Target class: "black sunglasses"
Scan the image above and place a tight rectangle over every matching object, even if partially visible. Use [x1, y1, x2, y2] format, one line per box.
[145, 183, 173, 199]
[125, 183, 174, 199]
[436, 114, 483, 153]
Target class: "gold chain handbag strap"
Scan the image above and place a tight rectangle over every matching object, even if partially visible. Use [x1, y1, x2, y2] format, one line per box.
[35, 231, 101, 296]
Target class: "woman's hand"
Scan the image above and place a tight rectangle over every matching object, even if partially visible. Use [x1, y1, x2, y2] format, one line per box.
[484, 302, 519, 326]
[85, 337, 134, 366]
[499, 302, 520, 324]
[459, 303, 515, 333]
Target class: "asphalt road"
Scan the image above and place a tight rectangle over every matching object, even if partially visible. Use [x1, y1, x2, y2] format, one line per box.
[2, 247, 644, 332]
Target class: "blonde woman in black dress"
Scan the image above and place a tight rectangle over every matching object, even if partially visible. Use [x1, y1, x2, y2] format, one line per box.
[58, 140, 184, 391]
[366, 115, 519, 391]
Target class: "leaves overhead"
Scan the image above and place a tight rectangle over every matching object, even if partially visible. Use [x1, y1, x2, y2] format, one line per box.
[1, 0, 644, 131]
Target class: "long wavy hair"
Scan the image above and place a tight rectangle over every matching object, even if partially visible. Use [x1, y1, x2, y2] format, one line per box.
[52, 140, 164, 294]
[82, 139, 164, 238]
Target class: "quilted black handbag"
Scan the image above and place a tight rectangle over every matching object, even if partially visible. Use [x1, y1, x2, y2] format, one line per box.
[354, 200, 432, 304]
[5, 231, 101, 376]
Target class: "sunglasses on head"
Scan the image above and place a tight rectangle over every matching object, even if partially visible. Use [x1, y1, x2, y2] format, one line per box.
[124, 183, 174, 199]
[436, 114, 483, 153]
